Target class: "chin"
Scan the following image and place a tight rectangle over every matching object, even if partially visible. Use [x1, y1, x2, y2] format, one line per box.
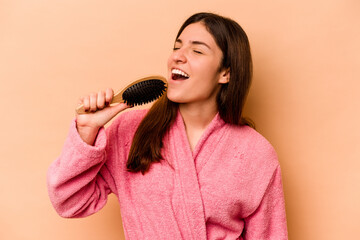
[167, 96, 184, 104]
[167, 93, 186, 104]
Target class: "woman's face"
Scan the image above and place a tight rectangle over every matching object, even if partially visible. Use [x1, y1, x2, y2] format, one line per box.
[167, 22, 229, 106]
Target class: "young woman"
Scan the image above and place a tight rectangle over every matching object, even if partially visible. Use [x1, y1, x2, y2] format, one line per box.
[47, 12, 288, 239]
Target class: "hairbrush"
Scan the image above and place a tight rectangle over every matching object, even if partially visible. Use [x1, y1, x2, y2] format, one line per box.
[76, 75, 167, 114]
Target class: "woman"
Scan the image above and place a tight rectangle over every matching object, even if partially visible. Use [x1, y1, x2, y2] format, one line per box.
[47, 12, 288, 239]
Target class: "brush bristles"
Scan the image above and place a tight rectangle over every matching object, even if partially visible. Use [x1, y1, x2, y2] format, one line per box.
[122, 79, 166, 106]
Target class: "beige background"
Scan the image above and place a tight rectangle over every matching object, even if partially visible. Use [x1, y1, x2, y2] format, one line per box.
[1, 0, 359, 239]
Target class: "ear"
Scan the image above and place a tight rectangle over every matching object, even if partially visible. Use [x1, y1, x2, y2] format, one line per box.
[218, 68, 230, 84]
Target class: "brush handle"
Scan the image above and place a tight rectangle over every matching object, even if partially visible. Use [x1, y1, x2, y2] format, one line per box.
[75, 75, 166, 114]
[75, 90, 124, 114]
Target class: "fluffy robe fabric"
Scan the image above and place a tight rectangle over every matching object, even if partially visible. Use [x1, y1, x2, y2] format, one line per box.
[47, 109, 288, 239]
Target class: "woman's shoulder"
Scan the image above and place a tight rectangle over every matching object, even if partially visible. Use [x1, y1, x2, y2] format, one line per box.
[228, 124, 271, 144]
[227, 124, 279, 165]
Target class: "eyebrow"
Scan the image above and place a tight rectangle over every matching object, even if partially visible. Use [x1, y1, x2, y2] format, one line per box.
[175, 39, 212, 50]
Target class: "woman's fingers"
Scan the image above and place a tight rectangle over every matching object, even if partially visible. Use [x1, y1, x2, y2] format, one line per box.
[97, 91, 106, 109]
[75, 88, 128, 145]
[78, 88, 115, 113]
[105, 88, 114, 105]
[82, 96, 90, 111]
[89, 93, 98, 112]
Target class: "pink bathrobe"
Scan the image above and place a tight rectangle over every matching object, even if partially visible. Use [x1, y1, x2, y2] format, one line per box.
[47, 109, 288, 239]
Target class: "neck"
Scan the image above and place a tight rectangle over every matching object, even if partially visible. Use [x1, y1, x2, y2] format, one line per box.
[179, 101, 218, 130]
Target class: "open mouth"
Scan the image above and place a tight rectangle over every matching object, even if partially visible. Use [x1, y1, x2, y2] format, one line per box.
[171, 68, 190, 80]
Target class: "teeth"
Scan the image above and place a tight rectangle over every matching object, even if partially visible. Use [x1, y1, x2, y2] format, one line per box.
[172, 69, 189, 78]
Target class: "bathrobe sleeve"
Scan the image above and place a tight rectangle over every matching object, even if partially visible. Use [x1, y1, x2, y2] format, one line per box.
[242, 165, 288, 240]
[47, 119, 117, 218]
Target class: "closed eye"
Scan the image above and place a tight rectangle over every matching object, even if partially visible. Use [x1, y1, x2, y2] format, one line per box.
[193, 50, 203, 54]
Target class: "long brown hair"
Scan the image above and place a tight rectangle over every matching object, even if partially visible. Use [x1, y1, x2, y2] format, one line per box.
[127, 12, 253, 174]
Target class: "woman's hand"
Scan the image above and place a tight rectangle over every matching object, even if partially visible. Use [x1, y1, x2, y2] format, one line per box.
[76, 88, 131, 145]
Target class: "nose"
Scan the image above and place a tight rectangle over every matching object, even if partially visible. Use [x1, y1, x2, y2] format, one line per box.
[171, 48, 187, 63]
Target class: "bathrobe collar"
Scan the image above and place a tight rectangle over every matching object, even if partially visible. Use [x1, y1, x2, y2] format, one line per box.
[167, 110, 227, 239]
